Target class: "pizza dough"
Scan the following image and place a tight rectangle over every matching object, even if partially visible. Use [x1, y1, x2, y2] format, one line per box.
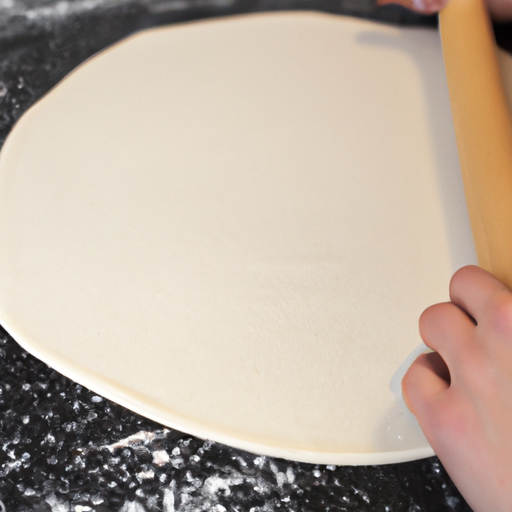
[0, 11, 501, 464]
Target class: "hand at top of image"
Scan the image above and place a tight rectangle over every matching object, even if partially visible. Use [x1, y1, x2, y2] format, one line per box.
[377, 0, 512, 21]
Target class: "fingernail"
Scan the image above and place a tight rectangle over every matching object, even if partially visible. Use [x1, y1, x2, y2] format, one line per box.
[376, 0, 448, 14]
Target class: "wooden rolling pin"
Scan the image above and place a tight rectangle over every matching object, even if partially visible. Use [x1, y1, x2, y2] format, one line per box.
[439, 0, 512, 289]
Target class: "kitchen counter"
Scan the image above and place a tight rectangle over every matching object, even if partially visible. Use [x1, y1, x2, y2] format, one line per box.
[0, 1, 500, 510]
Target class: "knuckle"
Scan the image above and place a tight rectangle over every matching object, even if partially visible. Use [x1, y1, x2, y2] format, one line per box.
[418, 305, 434, 331]
[484, 292, 512, 335]
[419, 302, 449, 327]
[450, 265, 479, 290]
[419, 302, 459, 345]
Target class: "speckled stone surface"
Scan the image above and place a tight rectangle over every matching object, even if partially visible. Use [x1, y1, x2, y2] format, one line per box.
[0, 1, 491, 510]
[1, 328, 471, 512]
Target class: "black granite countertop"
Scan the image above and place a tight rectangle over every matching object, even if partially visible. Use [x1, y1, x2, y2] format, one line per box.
[1, 1, 508, 510]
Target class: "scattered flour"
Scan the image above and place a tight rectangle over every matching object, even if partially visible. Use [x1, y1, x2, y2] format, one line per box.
[119, 501, 147, 512]
[45, 494, 69, 512]
[137, 469, 156, 481]
[0, 0, 235, 20]
[103, 429, 169, 452]
[162, 484, 176, 512]
[153, 449, 171, 466]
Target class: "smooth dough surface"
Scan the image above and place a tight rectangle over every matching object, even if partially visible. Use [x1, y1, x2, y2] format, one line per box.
[0, 12, 496, 464]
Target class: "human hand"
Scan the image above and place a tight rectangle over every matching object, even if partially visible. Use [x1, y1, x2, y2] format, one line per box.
[403, 266, 512, 512]
[376, 0, 512, 21]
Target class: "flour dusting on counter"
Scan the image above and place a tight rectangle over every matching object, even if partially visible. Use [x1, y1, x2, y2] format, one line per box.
[0, 315, 470, 511]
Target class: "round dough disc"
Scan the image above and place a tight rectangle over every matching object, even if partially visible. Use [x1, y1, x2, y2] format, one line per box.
[0, 12, 481, 464]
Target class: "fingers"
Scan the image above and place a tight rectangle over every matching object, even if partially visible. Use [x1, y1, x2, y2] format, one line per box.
[485, 0, 512, 21]
[402, 351, 450, 417]
[407, 266, 512, 428]
[450, 265, 511, 322]
[376, 0, 448, 14]
[419, 301, 476, 368]
[419, 266, 512, 383]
